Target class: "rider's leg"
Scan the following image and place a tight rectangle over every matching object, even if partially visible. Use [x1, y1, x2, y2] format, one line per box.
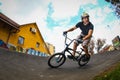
[83, 45, 89, 57]
[82, 39, 91, 57]
[67, 42, 78, 59]
[73, 42, 78, 56]
[72, 35, 82, 56]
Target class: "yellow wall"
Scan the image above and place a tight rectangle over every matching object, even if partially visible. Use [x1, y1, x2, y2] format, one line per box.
[9, 23, 50, 54]
[46, 43, 55, 54]
[0, 21, 11, 43]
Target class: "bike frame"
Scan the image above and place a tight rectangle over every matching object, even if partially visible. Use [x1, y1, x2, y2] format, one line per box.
[62, 34, 84, 61]
[48, 34, 89, 68]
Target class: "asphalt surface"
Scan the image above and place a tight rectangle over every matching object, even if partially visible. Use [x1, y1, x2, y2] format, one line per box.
[0, 48, 120, 80]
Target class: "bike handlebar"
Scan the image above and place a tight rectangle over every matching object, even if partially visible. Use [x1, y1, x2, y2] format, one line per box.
[63, 33, 72, 40]
[63, 32, 83, 46]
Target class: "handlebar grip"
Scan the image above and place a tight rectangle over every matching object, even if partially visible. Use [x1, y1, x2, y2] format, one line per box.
[63, 32, 67, 36]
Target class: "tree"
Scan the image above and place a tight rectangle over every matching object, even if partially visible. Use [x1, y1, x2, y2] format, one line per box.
[96, 38, 106, 53]
[105, 0, 120, 18]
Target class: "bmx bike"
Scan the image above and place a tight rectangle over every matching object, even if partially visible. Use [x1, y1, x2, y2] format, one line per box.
[48, 33, 90, 68]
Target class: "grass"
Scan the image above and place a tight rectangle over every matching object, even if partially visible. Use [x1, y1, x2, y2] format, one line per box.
[93, 62, 120, 80]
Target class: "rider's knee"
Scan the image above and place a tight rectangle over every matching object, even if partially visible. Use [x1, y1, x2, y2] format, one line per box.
[74, 42, 79, 46]
[82, 45, 88, 49]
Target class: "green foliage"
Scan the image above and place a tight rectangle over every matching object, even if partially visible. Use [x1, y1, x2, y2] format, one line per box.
[94, 62, 120, 80]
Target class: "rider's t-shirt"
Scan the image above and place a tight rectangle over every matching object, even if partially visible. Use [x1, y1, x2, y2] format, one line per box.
[75, 22, 94, 35]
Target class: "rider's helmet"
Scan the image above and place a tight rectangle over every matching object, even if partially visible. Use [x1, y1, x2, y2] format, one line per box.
[81, 12, 89, 19]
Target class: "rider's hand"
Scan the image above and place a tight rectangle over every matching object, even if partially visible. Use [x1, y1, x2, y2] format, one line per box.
[78, 39, 83, 43]
[63, 31, 67, 35]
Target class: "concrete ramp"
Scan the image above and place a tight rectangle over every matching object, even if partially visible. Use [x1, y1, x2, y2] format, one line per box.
[0, 48, 120, 80]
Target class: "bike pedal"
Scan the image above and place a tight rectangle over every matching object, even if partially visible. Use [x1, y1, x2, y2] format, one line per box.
[72, 58, 76, 61]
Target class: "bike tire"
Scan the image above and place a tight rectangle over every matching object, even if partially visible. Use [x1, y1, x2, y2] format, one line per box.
[78, 54, 90, 67]
[48, 53, 66, 68]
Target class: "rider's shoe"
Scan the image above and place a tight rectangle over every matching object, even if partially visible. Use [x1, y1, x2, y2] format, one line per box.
[67, 55, 79, 60]
[67, 55, 74, 59]
[82, 54, 90, 62]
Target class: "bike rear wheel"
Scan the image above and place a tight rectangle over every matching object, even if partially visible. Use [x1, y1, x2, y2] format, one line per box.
[78, 54, 90, 66]
[48, 53, 66, 68]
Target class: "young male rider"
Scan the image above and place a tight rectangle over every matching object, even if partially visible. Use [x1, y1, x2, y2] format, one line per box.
[63, 12, 94, 61]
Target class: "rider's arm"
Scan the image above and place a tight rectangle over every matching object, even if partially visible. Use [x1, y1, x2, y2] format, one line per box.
[66, 26, 77, 32]
[83, 29, 93, 40]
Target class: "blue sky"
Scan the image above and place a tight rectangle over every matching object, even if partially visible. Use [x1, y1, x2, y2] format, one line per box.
[0, 0, 120, 52]
[46, 0, 114, 28]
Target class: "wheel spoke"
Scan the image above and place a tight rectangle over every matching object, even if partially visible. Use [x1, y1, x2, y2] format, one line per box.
[78, 54, 90, 66]
[48, 53, 66, 68]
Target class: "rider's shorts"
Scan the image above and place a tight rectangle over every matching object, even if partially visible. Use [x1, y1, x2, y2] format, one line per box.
[75, 33, 91, 47]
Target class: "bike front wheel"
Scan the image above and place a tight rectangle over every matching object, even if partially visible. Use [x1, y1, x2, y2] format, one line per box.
[48, 53, 66, 68]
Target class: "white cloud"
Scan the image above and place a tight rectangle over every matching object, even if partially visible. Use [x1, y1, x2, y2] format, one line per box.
[51, 0, 80, 20]
[39, 26, 66, 52]
[88, 5, 120, 45]
[88, 5, 113, 26]
[80, 0, 97, 5]
[93, 19, 120, 44]
[103, 6, 113, 14]
[18, 6, 48, 25]
[0, 0, 18, 17]
[0, 0, 50, 26]
[88, 8, 105, 27]
[51, 0, 98, 20]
